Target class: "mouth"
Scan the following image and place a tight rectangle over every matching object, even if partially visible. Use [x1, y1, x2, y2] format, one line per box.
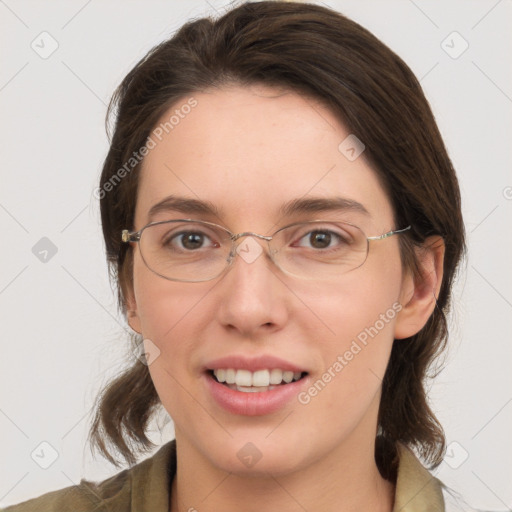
[206, 368, 308, 393]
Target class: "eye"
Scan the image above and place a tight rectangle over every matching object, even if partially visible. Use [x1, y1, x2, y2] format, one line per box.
[163, 229, 219, 251]
[293, 227, 352, 250]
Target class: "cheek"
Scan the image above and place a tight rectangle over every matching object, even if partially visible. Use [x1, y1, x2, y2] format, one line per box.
[310, 290, 398, 380]
[294, 254, 403, 343]
[293, 301, 398, 448]
[131, 259, 207, 392]
[132, 252, 208, 338]
[294, 262, 402, 404]
[132, 266, 209, 426]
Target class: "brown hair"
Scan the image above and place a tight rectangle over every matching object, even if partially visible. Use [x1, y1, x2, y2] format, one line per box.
[88, 0, 466, 481]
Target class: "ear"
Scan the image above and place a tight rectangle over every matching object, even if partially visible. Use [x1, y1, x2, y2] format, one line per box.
[125, 286, 143, 335]
[394, 236, 445, 340]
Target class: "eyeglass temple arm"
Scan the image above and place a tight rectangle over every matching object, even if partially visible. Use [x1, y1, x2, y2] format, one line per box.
[367, 225, 411, 241]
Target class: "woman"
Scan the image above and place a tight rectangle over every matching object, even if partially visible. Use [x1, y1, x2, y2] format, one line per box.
[3, 1, 479, 510]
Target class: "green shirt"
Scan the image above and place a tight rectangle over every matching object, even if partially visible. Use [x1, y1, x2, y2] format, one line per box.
[1, 441, 477, 511]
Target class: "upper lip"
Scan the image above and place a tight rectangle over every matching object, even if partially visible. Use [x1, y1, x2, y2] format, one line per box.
[204, 354, 308, 373]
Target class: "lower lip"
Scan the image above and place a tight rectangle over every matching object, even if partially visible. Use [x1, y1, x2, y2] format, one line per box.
[203, 372, 309, 416]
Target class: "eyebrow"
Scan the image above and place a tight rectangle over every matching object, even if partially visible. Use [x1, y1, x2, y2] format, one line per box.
[147, 194, 370, 223]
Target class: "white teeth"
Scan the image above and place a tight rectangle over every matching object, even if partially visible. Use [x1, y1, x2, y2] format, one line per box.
[212, 368, 304, 387]
[225, 368, 236, 384]
[235, 369, 252, 387]
[282, 371, 294, 383]
[236, 386, 266, 393]
[269, 368, 283, 385]
[252, 369, 270, 387]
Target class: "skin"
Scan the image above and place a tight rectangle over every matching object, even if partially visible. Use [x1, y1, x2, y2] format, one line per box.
[125, 84, 445, 512]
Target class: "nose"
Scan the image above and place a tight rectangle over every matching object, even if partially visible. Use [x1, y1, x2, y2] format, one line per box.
[214, 235, 289, 337]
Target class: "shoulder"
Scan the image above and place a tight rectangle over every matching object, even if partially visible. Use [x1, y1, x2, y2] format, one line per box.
[1, 440, 177, 512]
[0, 467, 131, 512]
[394, 443, 488, 512]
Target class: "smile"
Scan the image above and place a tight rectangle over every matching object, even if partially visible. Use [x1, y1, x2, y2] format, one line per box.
[211, 368, 306, 392]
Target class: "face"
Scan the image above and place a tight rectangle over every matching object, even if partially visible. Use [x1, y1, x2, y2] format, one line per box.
[126, 84, 418, 476]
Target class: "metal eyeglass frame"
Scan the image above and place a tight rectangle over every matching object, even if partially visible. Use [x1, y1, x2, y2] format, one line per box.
[121, 219, 411, 282]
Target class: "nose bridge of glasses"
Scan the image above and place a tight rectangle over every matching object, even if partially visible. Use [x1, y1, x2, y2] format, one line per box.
[231, 231, 273, 243]
[228, 231, 276, 263]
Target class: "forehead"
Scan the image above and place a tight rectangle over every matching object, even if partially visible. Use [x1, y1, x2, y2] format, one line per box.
[135, 84, 394, 231]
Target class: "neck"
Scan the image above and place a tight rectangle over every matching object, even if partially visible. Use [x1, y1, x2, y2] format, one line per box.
[171, 458, 394, 512]
[169, 423, 395, 512]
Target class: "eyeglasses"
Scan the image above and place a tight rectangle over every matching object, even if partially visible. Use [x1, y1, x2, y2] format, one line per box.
[121, 219, 411, 283]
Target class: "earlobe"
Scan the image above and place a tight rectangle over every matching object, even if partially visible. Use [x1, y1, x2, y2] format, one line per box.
[125, 290, 143, 335]
[127, 310, 142, 335]
[394, 236, 445, 340]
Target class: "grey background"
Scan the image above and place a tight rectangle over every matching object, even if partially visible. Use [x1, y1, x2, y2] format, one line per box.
[1, 0, 511, 509]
